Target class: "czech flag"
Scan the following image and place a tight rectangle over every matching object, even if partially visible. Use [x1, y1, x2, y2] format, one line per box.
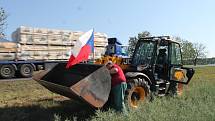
[66, 29, 94, 68]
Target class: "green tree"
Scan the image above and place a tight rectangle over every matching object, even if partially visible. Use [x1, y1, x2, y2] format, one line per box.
[175, 37, 207, 65]
[0, 7, 7, 38]
[175, 37, 195, 62]
[193, 43, 207, 66]
[128, 31, 151, 56]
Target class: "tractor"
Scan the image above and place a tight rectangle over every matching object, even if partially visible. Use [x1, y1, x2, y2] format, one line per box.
[33, 36, 195, 109]
[96, 36, 195, 108]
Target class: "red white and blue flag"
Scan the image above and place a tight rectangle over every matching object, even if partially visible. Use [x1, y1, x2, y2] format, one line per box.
[66, 29, 94, 68]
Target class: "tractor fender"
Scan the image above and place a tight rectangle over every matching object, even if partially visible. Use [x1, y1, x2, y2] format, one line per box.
[125, 72, 152, 85]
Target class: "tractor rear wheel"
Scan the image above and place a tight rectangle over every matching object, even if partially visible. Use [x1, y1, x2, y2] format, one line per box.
[125, 78, 151, 108]
[168, 82, 184, 96]
[177, 83, 183, 96]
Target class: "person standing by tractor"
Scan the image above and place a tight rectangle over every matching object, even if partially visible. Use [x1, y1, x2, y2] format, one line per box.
[106, 61, 128, 114]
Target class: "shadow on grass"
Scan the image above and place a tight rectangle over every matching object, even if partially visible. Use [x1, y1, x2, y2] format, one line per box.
[0, 98, 96, 121]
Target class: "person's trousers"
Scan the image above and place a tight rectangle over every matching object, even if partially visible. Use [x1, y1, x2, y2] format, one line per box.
[111, 82, 127, 114]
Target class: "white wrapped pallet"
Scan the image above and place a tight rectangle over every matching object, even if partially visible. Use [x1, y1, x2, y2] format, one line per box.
[47, 29, 61, 35]
[94, 42, 108, 47]
[0, 42, 17, 48]
[17, 45, 48, 52]
[0, 42, 17, 53]
[17, 51, 49, 60]
[47, 46, 72, 51]
[19, 26, 33, 34]
[94, 33, 108, 38]
[18, 45, 73, 52]
[48, 35, 63, 45]
[47, 51, 64, 60]
[19, 34, 34, 44]
[0, 48, 17, 53]
[33, 28, 48, 35]
[63, 33, 74, 45]
[94, 47, 106, 57]
[0, 53, 16, 60]
[33, 38, 48, 45]
[95, 37, 108, 42]
[16, 49, 73, 61]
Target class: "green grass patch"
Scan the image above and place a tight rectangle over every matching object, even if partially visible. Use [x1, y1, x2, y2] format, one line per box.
[0, 66, 215, 121]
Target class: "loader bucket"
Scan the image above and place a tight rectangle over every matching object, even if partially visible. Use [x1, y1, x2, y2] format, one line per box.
[33, 63, 111, 108]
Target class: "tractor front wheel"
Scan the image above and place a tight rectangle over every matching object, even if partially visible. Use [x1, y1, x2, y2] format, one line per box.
[125, 78, 151, 108]
[168, 82, 184, 96]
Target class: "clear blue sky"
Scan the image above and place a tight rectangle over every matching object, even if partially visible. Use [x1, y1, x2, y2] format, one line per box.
[0, 0, 214, 57]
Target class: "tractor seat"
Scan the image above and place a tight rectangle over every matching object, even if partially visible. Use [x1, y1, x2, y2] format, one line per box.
[157, 49, 167, 65]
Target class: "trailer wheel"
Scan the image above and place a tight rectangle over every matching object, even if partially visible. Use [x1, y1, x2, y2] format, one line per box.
[0, 64, 15, 79]
[19, 64, 34, 78]
[125, 78, 151, 108]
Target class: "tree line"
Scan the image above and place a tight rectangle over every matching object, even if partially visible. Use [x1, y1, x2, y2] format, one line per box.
[128, 31, 211, 66]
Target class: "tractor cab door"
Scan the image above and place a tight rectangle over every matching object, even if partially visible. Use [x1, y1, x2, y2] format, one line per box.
[169, 42, 195, 84]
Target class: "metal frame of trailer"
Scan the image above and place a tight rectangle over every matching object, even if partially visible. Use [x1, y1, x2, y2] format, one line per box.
[0, 60, 67, 79]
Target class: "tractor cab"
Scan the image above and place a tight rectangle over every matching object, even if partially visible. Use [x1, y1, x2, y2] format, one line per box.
[131, 36, 194, 86]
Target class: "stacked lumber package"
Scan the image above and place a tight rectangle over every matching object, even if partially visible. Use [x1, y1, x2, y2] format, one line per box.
[0, 42, 17, 60]
[0, 26, 108, 61]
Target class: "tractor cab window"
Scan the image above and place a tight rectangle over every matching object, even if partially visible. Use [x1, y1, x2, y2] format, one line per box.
[132, 41, 155, 66]
[170, 43, 182, 65]
[105, 44, 115, 55]
[121, 45, 128, 56]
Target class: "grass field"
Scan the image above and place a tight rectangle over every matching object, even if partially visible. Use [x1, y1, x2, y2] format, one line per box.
[0, 66, 215, 121]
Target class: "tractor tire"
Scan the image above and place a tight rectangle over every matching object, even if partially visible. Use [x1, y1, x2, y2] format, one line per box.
[0, 64, 15, 79]
[168, 82, 183, 96]
[125, 78, 151, 108]
[19, 64, 34, 78]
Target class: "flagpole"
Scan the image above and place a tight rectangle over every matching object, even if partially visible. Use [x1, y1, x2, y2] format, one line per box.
[93, 49, 95, 63]
[92, 29, 95, 63]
